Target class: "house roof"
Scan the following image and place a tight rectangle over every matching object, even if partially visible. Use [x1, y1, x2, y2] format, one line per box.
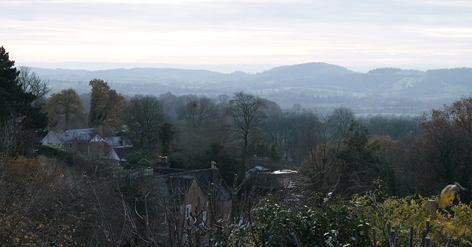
[123, 167, 232, 208]
[53, 128, 103, 143]
[165, 169, 232, 201]
[107, 149, 120, 161]
[42, 129, 132, 147]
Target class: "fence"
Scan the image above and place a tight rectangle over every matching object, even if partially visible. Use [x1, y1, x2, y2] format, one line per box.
[370, 221, 442, 247]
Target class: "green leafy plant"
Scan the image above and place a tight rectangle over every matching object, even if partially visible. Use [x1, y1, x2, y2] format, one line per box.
[354, 185, 472, 246]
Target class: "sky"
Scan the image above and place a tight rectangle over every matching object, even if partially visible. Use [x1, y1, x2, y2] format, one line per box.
[2, 0, 472, 72]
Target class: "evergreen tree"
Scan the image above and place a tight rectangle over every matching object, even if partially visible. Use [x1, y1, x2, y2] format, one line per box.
[337, 120, 376, 194]
[0, 46, 46, 129]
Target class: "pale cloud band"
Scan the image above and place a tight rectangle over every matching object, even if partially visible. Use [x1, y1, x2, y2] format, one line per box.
[1, 0, 471, 68]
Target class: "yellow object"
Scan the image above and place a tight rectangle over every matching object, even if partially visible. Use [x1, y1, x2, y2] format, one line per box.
[439, 183, 465, 208]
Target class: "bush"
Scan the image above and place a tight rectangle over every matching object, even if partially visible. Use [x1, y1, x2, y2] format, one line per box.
[137, 158, 152, 167]
[354, 189, 472, 246]
[208, 187, 472, 246]
[38, 144, 72, 161]
[211, 193, 370, 247]
[124, 151, 144, 166]
[0, 156, 93, 246]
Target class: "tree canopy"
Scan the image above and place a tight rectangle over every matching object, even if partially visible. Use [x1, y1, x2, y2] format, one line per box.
[417, 97, 472, 194]
[46, 88, 86, 129]
[88, 79, 124, 130]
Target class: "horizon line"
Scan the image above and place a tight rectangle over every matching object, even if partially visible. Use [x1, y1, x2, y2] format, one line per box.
[15, 61, 470, 74]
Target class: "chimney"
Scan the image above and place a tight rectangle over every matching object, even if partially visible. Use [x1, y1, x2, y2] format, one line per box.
[156, 156, 170, 169]
[211, 166, 219, 188]
[211, 161, 217, 169]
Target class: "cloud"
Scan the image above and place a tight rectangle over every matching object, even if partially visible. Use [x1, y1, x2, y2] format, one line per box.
[1, 0, 471, 67]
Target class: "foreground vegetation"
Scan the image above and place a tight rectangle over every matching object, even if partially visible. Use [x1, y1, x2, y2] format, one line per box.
[210, 189, 472, 246]
[1, 156, 471, 246]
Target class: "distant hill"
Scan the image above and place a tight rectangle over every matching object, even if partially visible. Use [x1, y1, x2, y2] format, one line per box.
[29, 67, 226, 84]
[260, 62, 354, 77]
[28, 63, 472, 115]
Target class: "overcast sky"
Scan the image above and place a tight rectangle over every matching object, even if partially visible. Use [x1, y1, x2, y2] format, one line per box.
[2, 0, 472, 71]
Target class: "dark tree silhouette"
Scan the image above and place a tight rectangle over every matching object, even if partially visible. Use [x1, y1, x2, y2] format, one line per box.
[0, 46, 47, 156]
[0, 46, 46, 129]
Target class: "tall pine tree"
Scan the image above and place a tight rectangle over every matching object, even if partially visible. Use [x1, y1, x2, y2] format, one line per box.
[0, 46, 47, 129]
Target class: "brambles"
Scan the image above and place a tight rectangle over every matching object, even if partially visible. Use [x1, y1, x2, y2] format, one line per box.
[0, 156, 92, 246]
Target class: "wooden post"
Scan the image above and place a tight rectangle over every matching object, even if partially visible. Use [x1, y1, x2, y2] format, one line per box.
[351, 230, 357, 247]
[372, 228, 376, 247]
[427, 200, 437, 215]
[320, 230, 326, 247]
[425, 237, 430, 247]
[420, 220, 430, 247]
[409, 226, 413, 247]
[390, 231, 396, 247]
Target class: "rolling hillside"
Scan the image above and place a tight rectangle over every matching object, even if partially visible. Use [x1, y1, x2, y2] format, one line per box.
[29, 62, 472, 115]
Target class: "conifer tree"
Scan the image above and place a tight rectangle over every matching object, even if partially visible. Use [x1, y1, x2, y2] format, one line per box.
[0, 46, 46, 129]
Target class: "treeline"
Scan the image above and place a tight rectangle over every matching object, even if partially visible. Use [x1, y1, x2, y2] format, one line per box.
[45, 82, 426, 195]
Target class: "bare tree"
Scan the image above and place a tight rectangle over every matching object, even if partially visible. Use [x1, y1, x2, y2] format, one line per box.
[178, 96, 218, 132]
[417, 97, 472, 194]
[216, 94, 229, 105]
[300, 118, 343, 192]
[124, 95, 165, 156]
[328, 107, 355, 140]
[228, 92, 266, 169]
[17, 67, 51, 108]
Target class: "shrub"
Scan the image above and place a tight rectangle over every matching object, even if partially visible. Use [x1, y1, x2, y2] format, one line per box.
[211, 193, 371, 247]
[137, 158, 152, 167]
[354, 191, 472, 246]
[0, 156, 93, 246]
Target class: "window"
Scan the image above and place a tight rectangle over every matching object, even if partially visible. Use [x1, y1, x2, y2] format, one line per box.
[186, 204, 192, 219]
[162, 214, 167, 225]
